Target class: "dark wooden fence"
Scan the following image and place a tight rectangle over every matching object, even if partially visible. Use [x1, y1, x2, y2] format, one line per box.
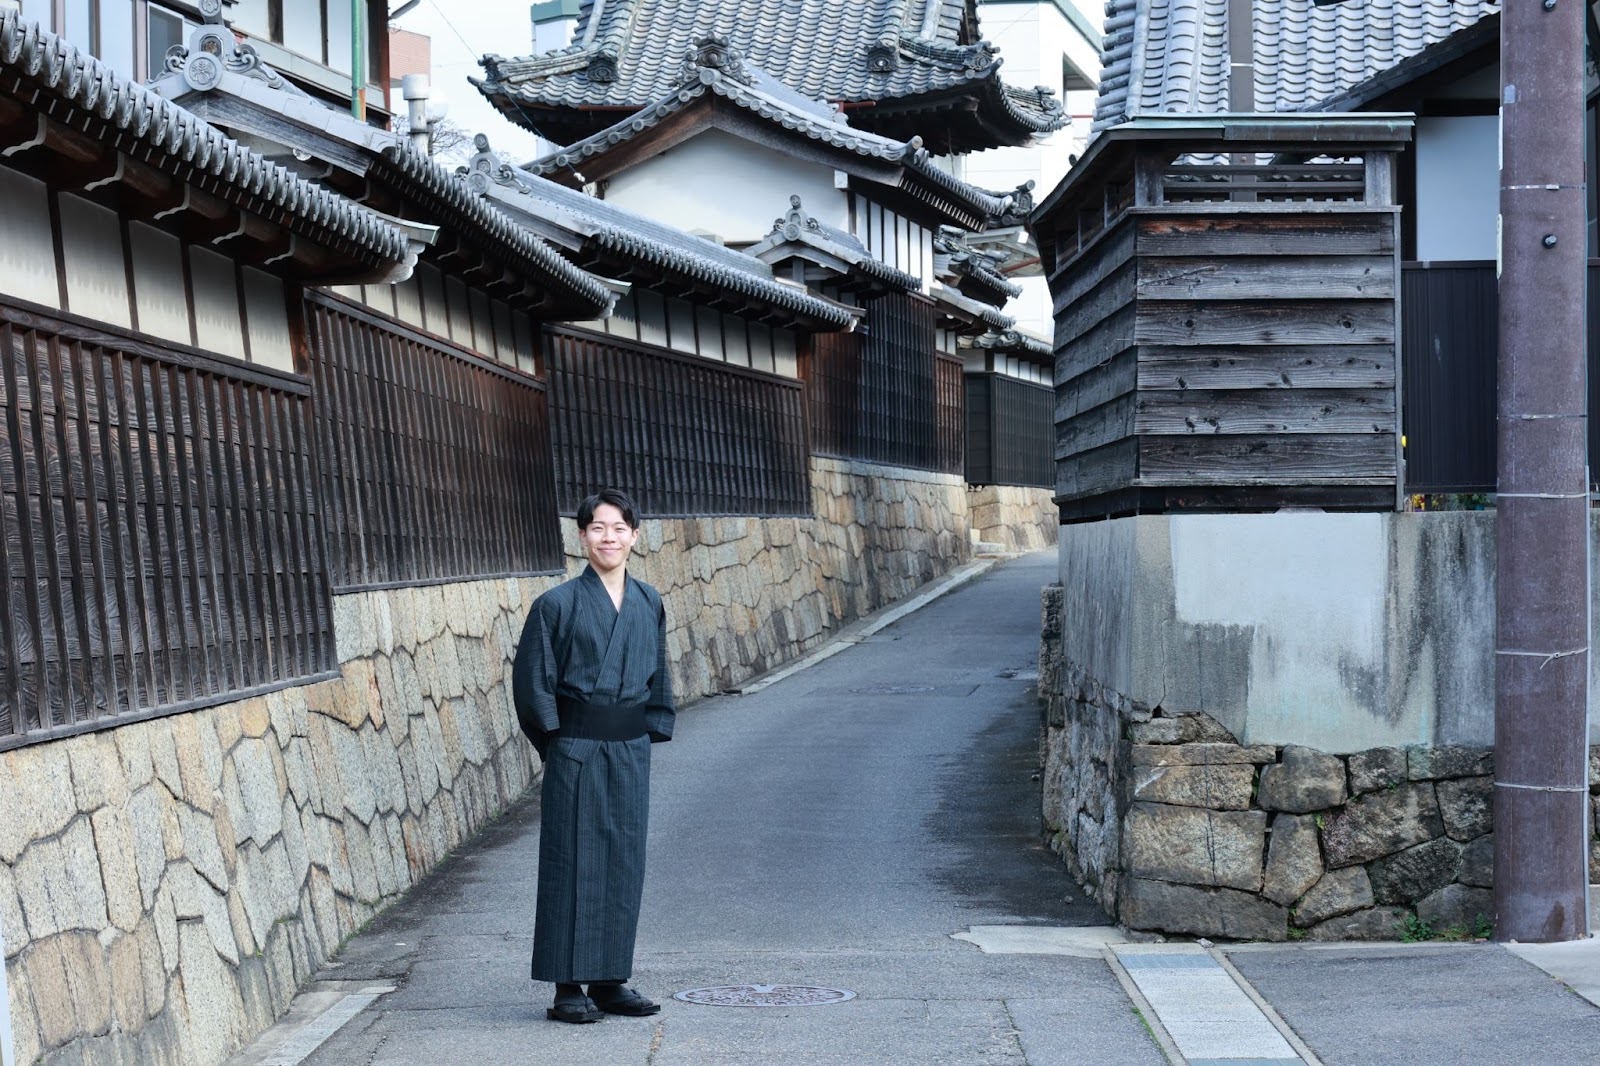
[305, 294, 564, 589]
[965, 373, 1054, 487]
[805, 293, 960, 474]
[1401, 261, 1600, 495]
[0, 299, 335, 751]
[936, 354, 965, 477]
[544, 327, 810, 516]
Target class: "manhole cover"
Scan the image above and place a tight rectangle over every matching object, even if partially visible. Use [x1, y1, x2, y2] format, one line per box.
[673, 984, 857, 1008]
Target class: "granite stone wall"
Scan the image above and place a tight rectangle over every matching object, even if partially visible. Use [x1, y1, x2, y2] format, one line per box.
[1, 457, 969, 1065]
[967, 485, 1056, 553]
[1039, 585, 1600, 942]
[0, 576, 556, 1065]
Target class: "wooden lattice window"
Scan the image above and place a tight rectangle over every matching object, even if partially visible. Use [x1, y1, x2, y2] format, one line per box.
[304, 292, 565, 590]
[0, 298, 335, 750]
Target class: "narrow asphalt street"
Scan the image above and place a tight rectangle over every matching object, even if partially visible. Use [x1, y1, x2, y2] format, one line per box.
[257, 551, 1166, 1065]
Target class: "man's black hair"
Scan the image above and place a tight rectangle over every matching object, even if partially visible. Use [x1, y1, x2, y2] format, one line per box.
[576, 489, 641, 530]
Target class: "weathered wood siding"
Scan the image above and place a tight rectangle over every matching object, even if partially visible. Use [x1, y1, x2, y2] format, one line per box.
[936, 353, 965, 477]
[305, 293, 565, 589]
[545, 326, 810, 517]
[1051, 211, 1399, 514]
[0, 298, 335, 751]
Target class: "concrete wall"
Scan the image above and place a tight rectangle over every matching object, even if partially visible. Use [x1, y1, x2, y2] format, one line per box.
[1041, 508, 1600, 940]
[1, 457, 969, 1064]
[1055, 511, 1542, 753]
[968, 485, 1057, 553]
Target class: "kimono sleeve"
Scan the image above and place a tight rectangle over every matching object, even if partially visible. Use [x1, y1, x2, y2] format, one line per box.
[644, 595, 675, 743]
[512, 596, 562, 744]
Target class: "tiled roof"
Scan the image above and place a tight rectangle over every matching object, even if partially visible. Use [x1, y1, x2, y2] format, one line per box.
[972, 328, 1053, 364]
[144, 9, 615, 318]
[475, 0, 1062, 150]
[0, 9, 410, 268]
[931, 281, 1014, 331]
[1091, 0, 1498, 134]
[525, 41, 1029, 231]
[463, 136, 860, 331]
[934, 226, 1021, 306]
[746, 194, 922, 293]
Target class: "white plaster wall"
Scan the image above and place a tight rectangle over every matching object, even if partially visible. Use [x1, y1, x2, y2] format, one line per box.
[58, 195, 132, 329]
[0, 166, 61, 309]
[1415, 115, 1498, 262]
[128, 223, 192, 348]
[602, 130, 846, 246]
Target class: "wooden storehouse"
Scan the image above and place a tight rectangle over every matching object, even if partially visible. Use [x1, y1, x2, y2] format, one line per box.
[1031, 114, 1413, 520]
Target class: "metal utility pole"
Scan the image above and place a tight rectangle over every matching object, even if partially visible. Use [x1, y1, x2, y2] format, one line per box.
[1495, 0, 1590, 943]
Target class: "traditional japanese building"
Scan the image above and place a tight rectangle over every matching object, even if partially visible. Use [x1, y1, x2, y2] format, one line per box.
[477, 2, 1065, 544]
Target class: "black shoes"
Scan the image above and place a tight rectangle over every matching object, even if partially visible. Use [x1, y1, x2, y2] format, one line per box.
[588, 984, 662, 1017]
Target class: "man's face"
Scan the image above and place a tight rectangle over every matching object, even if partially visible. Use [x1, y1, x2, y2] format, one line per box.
[581, 503, 639, 575]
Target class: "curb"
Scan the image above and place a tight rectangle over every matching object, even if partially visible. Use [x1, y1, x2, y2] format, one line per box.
[727, 555, 1002, 695]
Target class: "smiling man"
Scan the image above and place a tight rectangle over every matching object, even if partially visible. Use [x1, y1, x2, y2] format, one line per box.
[512, 489, 674, 1023]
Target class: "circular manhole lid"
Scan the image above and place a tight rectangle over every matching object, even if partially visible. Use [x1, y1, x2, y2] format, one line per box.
[673, 984, 857, 1008]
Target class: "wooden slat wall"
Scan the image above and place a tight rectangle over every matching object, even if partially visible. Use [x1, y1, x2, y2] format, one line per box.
[1051, 210, 1400, 515]
[0, 298, 334, 751]
[965, 373, 1053, 488]
[545, 326, 809, 517]
[305, 294, 563, 590]
[803, 293, 953, 473]
[935, 353, 965, 477]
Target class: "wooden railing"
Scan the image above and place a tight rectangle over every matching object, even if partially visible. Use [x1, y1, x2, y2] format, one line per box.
[544, 327, 810, 517]
[0, 299, 335, 750]
[305, 293, 565, 589]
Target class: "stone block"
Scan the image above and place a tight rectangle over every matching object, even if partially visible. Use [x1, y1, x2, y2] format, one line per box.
[7, 948, 41, 1065]
[1121, 878, 1288, 941]
[1128, 713, 1236, 746]
[179, 805, 230, 894]
[1294, 867, 1374, 926]
[1408, 745, 1493, 781]
[1459, 834, 1494, 888]
[108, 929, 147, 1033]
[2, 743, 76, 861]
[126, 786, 168, 911]
[29, 936, 79, 1047]
[1322, 782, 1443, 867]
[1131, 743, 1278, 767]
[1262, 813, 1324, 906]
[1306, 906, 1411, 941]
[1259, 746, 1348, 813]
[1369, 837, 1462, 905]
[1130, 764, 1254, 809]
[231, 737, 286, 844]
[1125, 803, 1267, 891]
[91, 807, 143, 932]
[1417, 884, 1495, 933]
[56, 818, 109, 931]
[1436, 776, 1494, 841]
[1348, 747, 1408, 795]
[68, 734, 129, 812]
[0, 860, 24, 961]
[175, 919, 248, 1065]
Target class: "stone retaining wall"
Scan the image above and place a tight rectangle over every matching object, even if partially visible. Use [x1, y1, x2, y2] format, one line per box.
[967, 485, 1056, 552]
[1040, 585, 1600, 942]
[2, 457, 968, 1065]
[0, 576, 555, 1065]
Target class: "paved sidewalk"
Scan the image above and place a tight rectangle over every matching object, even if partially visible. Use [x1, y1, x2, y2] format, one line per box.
[231, 551, 1600, 1066]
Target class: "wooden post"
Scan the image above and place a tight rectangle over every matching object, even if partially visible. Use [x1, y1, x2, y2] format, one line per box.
[1494, 0, 1591, 943]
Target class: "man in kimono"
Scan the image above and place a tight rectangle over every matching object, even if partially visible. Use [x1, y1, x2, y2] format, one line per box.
[512, 489, 674, 1023]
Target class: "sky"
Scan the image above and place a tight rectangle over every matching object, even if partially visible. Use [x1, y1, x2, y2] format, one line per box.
[389, 0, 545, 164]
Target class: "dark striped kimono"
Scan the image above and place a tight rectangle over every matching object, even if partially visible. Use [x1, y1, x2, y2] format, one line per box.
[512, 566, 674, 983]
